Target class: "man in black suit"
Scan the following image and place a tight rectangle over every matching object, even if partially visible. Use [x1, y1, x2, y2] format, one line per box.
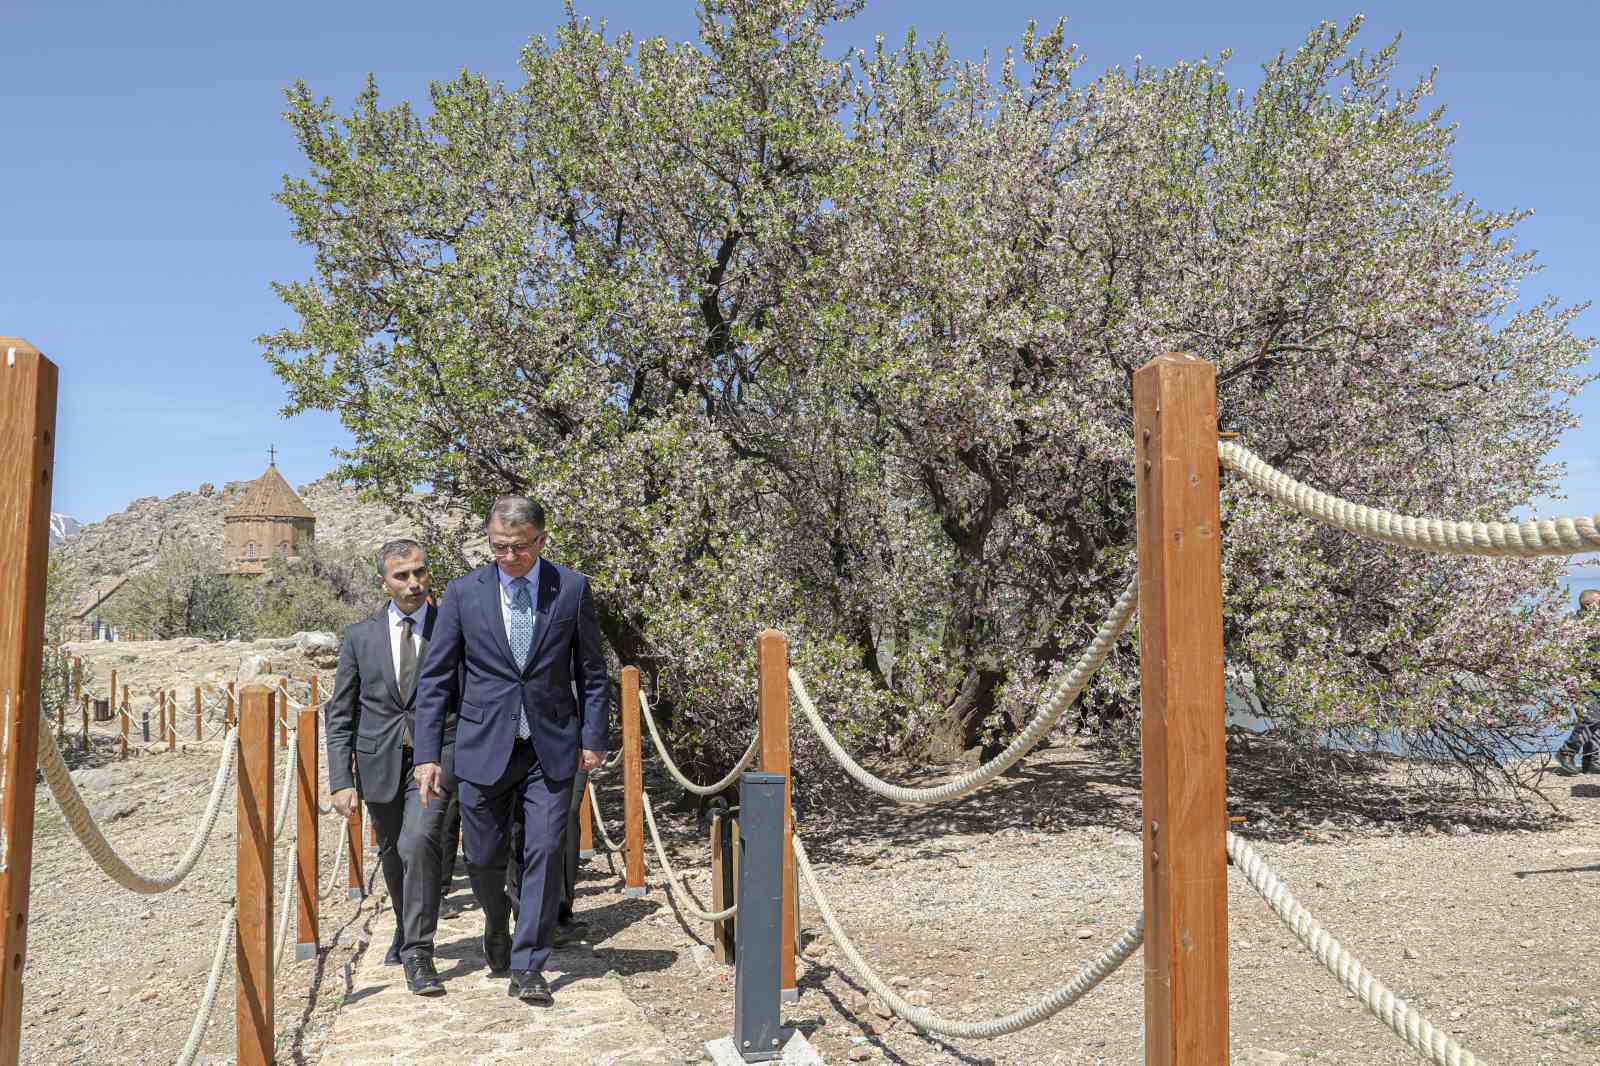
[413, 496, 608, 1007]
[326, 539, 456, 996]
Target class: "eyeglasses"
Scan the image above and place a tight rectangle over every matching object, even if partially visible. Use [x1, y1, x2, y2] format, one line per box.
[489, 533, 546, 558]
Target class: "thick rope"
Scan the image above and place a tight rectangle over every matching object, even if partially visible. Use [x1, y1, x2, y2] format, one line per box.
[588, 786, 625, 855]
[1220, 441, 1600, 557]
[273, 732, 298, 841]
[793, 834, 1143, 1038]
[37, 715, 239, 893]
[174, 904, 236, 1066]
[319, 818, 351, 900]
[1227, 832, 1483, 1066]
[791, 578, 1138, 805]
[639, 688, 759, 797]
[640, 790, 736, 922]
[274, 826, 298, 969]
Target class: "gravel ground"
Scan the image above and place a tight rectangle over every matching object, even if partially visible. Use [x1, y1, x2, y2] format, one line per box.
[593, 739, 1600, 1066]
[20, 720, 379, 1066]
[16, 718, 1599, 1066]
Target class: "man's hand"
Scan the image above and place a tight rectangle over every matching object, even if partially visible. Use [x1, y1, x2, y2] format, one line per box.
[330, 787, 359, 818]
[578, 748, 604, 773]
[414, 762, 442, 807]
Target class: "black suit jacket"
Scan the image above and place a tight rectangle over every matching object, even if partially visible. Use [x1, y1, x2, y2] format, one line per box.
[326, 603, 457, 804]
[414, 560, 609, 786]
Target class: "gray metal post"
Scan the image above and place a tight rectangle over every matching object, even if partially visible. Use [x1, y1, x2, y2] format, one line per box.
[141, 709, 150, 743]
[733, 772, 784, 1062]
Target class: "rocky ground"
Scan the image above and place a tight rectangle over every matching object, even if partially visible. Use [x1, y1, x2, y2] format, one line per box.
[592, 739, 1600, 1066]
[16, 671, 1600, 1065]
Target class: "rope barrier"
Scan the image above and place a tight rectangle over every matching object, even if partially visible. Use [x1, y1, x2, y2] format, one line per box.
[640, 790, 736, 922]
[587, 785, 625, 855]
[1219, 441, 1600, 558]
[639, 688, 759, 797]
[790, 577, 1138, 805]
[273, 829, 298, 969]
[37, 712, 239, 893]
[319, 817, 351, 900]
[792, 834, 1143, 1038]
[1226, 832, 1485, 1066]
[273, 731, 298, 841]
[174, 904, 236, 1066]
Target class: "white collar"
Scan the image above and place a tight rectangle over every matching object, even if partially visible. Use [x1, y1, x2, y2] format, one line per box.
[388, 600, 429, 627]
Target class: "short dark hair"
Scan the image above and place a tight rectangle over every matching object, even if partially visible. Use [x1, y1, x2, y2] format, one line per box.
[486, 496, 545, 531]
[376, 539, 427, 577]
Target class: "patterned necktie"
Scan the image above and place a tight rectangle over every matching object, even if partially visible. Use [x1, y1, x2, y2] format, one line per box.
[509, 578, 534, 739]
[398, 616, 416, 746]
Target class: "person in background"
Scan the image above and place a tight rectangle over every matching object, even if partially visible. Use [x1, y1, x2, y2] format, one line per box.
[1556, 589, 1600, 775]
[325, 539, 456, 996]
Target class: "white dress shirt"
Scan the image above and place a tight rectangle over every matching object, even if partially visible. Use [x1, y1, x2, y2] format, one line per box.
[387, 600, 429, 681]
[496, 558, 543, 649]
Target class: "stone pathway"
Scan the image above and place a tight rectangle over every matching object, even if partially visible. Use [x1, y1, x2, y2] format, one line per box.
[317, 915, 675, 1066]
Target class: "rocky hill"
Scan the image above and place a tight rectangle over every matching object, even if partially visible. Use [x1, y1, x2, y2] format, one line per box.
[54, 473, 422, 588]
[48, 513, 80, 546]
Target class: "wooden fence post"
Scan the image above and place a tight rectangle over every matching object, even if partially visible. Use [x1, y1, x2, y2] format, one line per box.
[226, 680, 235, 731]
[621, 666, 646, 897]
[120, 685, 129, 759]
[710, 811, 735, 965]
[194, 686, 203, 741]
[0, 337, 58, 1066]
[80, 697, 89, 754]
[72, 656, 80, 703]
[756, 629, 797, 1001]
[1134, 352, 1229, 1066]
[277, 680, 288, 750]
[346, 798, 365, 900]
[578, 781, 594, 858]
[167, 690, 176, 751]
[295, 704, 319, 960]
[109, 668, 117, 735]
[235, 686, 275, 1066]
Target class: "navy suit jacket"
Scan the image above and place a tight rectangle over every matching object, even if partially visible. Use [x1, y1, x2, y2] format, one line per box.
[414, 559, 609, 785]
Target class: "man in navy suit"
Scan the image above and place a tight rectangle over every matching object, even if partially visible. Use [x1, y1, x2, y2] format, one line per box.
[412, 496, 609, 1006]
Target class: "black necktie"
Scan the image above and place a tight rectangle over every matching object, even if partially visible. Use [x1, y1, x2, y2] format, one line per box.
[399, 616, 417, 743]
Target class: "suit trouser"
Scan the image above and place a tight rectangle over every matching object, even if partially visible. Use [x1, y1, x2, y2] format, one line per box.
[364, 745, 454, 958]
[506, 765, 588, 920]
[460, 739, 573, 973]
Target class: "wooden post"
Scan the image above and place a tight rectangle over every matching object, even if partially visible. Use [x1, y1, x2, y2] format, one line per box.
[235, 686, 275, 1066]
[194, 686, 203, 741]
[80, 697, 89, 754]
[621, 667, 646, 897]
[167, 690, 176, 751]
[72, 656, 81, 702]
[578, 781, 594, 858]
[120, 685, 129, 759]
[109, 668, 117, 734]
[0, 338, 58, 1065]
[346, 797, 365, 900]
[226, 680, 235, 731]
[1134, 353, 1229, 1066]
[756, 630, 797, 1001]
[710, 811, 735, 964]
[295, 704, 319, 960]
[310, 674, 319, 707]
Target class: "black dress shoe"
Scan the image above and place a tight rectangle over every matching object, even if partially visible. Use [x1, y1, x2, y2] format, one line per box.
[482, 929, 512, 974]
[509, 970, 553, 1006]
[403, 953, 445, 997]
[383, 927, 403, 966]
[552, 919, 590, 947]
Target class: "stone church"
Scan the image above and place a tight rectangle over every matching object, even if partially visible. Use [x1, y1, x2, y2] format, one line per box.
[224, 461, 316, 574]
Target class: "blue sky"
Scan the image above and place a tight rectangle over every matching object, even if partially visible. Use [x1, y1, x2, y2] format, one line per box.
[3, 1, 1596, 593]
